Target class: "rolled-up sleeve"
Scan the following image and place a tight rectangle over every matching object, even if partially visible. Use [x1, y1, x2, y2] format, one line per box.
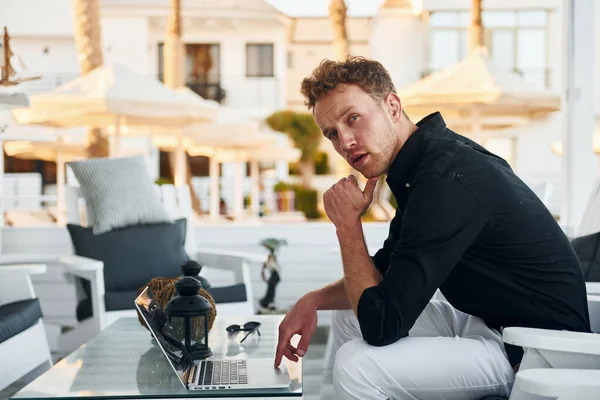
[357, 174, 489, 346]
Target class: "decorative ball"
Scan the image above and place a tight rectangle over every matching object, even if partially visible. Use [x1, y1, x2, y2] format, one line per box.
[137, 277, 217, 333]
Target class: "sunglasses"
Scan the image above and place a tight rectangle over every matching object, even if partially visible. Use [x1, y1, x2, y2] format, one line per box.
[226, 321, 262, 343]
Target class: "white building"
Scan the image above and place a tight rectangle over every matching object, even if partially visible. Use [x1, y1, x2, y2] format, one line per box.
[0, 0, 598, 217]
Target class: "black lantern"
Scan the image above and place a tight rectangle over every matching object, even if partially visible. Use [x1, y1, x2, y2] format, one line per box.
[181, 260, 211, 290]
[165, 276, 213, 359]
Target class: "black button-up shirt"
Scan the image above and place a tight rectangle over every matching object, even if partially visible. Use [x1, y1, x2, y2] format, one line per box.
[357, 112, 591, 365]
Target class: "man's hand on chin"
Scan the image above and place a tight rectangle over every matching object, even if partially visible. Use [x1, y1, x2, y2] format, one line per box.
[323, 175, 378, 229]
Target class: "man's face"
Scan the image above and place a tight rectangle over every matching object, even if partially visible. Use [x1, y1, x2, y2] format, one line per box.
[314, 84, 400, 178]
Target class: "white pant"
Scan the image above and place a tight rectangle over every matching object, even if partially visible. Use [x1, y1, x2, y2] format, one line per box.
[320, 300, 515, 400]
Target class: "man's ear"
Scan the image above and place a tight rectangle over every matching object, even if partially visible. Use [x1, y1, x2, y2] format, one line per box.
[384, 92, 403, 121]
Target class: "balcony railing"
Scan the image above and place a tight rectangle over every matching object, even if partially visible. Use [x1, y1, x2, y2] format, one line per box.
[159, 74, 281, 109]
[187, 81, 226, 104]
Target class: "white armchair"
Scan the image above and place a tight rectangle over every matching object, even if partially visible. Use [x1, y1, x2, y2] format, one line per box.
[0, 263, 53, 392]
[503, 295, 600, 399]
[56, 183, 263, 353]
[510, 368, 600, 400]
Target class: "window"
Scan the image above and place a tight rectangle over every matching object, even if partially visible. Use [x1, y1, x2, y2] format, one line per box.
[158, 43, 224, 103]
[247, 44, 274, 77]
[428, 10, 549, 88]
[157, 43, 220, 83]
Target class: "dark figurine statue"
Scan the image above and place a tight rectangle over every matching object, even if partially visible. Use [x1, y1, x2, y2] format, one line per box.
[258, 238, 287, 313]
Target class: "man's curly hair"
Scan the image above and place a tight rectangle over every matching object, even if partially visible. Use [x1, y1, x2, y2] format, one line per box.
[301, 55, 397, 110]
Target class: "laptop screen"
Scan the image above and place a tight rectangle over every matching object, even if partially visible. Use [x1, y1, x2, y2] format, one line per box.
[135, 287, 193, 384]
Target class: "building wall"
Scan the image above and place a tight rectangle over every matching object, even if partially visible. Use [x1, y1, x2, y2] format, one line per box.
[370, 8, 427, 90]
[146, 18, 288, 118]
[0, 0, 74, 37]
[7, 37, 79, 74]
[101, 16, 151, 75]
[287, 17, 372, 110]
[422, 0, 562, 11]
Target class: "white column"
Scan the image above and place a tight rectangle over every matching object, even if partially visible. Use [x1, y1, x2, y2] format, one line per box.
[232, 162, 244, 218]
[174, 133, 187, 187]
[209, 156, 219, 221]
[109, 115, 121, 157]
[250, 159, 260, 217]
[561, 0, 596, 236]
[56, 151, 66, 226]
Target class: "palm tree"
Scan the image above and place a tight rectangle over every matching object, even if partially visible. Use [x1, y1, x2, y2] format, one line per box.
[328, 0, 353, 179]
[469, 0, 485, 52]
[163, 0, 184, 89]
[71, 0, 108, 157]
[328, 0, 349, 62]
[163, 0, 203, 214]
[266, 111, 322, 188]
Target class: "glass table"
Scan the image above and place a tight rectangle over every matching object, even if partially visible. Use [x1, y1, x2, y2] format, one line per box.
[12, 315, 302, 399]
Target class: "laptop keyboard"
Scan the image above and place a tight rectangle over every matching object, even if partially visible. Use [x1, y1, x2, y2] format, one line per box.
[193, 360, 248, 386]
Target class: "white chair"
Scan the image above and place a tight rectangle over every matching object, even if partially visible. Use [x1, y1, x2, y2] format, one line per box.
[510, 368, 600, 400]
[0, 263, 53, 392]
[587, 282, 600, 295]
[56, 183, 263, 353]
[503, 295, 600, 399]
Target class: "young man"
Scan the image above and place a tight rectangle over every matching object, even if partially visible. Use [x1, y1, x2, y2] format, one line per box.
[274, 56, 591, 400]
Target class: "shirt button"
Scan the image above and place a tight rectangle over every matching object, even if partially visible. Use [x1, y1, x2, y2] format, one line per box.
[405, 183, 411, 188]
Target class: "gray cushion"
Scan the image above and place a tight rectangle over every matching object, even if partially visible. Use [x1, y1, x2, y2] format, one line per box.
[67, 156, 172, 235]
[208, 284, 248, 304]
[77, 284, 249, 321]
[67, 219, 190, 322]
[0, 299, 43, 344]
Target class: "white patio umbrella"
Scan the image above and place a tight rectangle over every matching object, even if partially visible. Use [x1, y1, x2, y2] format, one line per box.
[4, 140, 86, 162]
[399, 47, 561, 138]
[10, 64, 219, 155]
[186, 130, 299, 219]
[137, 109, 273, 186]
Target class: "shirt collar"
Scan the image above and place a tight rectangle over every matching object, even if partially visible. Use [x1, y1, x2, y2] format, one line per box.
[386, 112, 447, 196]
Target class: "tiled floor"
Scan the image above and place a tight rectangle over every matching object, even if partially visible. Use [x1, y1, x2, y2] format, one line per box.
[0, 330, 331, 400]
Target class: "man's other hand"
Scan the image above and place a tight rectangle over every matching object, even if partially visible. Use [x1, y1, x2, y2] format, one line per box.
[274, 293, 319, 367]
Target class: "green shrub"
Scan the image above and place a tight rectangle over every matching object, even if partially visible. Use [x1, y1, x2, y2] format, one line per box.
[273, 181, 291, 192]
[314, 151, 330, 175]
[155, 177, 173, 185]
[288, 162, 300, 175]
[291, 185, 321, 219]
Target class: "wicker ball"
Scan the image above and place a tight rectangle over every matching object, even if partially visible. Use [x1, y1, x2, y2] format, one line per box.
[137, 277, 217, 334]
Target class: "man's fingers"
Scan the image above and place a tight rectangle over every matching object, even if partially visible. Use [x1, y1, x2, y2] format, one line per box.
[274, 343, 285, 367]
[296, 335, 310, 357]
[296, 324, 316, 357]
[363, 177, 378, 198]
[287, 342, 300, 357]
[283, 347, 298, 362]
[275, 327, 292, 367]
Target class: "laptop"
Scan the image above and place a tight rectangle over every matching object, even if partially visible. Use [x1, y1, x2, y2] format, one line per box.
[134, 286, 295, 393]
